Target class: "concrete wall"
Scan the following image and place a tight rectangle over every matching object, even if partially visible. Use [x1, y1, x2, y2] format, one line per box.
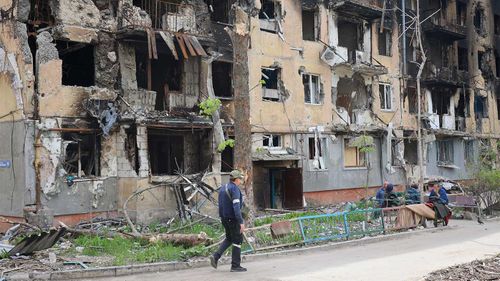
[301, 134, 384, 192]
[0, 120, 35, 216]
[426, 138, 476, 180]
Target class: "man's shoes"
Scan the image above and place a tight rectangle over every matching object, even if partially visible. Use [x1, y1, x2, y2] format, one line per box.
[230, 266, 247, 272]
[209, 255, 218, 269]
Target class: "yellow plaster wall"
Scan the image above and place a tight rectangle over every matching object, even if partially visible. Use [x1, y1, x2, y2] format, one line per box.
[248, 1, 333, 133]
[0, 22, 35, 118]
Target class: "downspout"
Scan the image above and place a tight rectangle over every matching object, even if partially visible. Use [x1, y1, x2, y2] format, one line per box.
[402, 0, 406, 76]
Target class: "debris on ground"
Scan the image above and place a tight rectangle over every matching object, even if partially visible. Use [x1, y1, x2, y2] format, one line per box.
[426, 255, 500, 281]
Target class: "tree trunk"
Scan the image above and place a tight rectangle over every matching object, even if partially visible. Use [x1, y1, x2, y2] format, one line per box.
[229, 4, 255, 225]
[201, 55, 225, 175]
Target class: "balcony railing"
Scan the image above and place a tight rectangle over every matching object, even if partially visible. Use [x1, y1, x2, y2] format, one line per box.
[421, 11, 466, 41]
[135, 0, 196, 32]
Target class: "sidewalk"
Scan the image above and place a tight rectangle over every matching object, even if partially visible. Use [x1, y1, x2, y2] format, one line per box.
[19, 221, 466, 280]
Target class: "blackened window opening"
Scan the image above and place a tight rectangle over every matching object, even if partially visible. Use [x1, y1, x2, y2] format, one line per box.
[495, 15, 500, 35]
[302, 10, 316, 41]
[148, 131, 184, 175]
[378, 28, 392, 56]
[213, 61, 233, 98]
[124, 125, 140, 175]
[259, 0, 275, 19]
[404, 139, 418, 165]
[207, 0, 235, 23]
[56, 41, 95, 87]
[221, 142, 234, 172]
[458, 47, 468, 71]
[474, 95, 487, 119]
[135, 48, 182, 110]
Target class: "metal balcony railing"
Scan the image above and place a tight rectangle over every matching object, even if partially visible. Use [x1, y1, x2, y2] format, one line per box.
[135, 0, 196, 32]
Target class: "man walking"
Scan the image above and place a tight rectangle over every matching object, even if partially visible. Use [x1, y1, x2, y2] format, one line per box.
[210, 170, 247, 272]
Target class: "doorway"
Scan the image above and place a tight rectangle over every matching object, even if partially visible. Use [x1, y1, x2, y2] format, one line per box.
[269, 168, 303, 209]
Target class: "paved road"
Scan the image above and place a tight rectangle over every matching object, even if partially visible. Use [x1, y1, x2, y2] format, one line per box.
[91, 220, 500, 281]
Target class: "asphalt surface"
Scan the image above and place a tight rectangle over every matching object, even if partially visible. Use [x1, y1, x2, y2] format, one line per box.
[88, 220, 500, 281]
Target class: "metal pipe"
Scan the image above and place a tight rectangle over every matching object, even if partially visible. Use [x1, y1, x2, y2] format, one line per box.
[402, 0, 406, 76]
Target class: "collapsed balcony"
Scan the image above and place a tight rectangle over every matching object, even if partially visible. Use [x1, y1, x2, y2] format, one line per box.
[329, 0, 384, 20]
[324, 18, 387, 76]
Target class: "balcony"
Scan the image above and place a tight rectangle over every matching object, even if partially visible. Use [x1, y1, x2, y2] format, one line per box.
[421, 12, 466, 41]
[124, 0, 196, 33]
[328, 47, 387, 76]
[423, 66, 468, 87]
[329, 0, 383, 20]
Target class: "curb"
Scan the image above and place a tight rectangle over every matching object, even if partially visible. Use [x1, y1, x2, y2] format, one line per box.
[18, 225, 459, 280]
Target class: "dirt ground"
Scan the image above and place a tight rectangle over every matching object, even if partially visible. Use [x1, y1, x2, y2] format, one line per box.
[426, 255, 500, 281]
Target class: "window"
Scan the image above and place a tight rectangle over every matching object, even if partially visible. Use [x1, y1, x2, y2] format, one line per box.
[496, 55, 500, 78]
[474, 95, 488, 119]
[303, 74, 321, 104]
[221, 139, 234, 173]
[464, 140, 475, 165]
[458, 47, 468, 71]
[148, 132, 184, 175]
[379, 83, 393, 110]
[456, 2, 466, 26]
[497, 95, 500, 120]
[259, 0, 279, 33]
[263, 134, 282, 149]
[302, 9, 317, 41]
[474, 7, 485, 35]
[478, 51, 485, 73]
[309, 137, 326, 169]
[437, 140, 454, 165]
[495, 15, 500, 35]
[213, 61, 233, 98]
[344, 139, 366, 168]
[378, 28, 392, 56]
[407, 87, 418, 114]
[262, 67, 281, 101]
[56, 41, 95, 87]
[259, 0, 275, 19]
[391, 140, 403, 166]
[62, 130, 100, 177]
[404, 139, 418, 165]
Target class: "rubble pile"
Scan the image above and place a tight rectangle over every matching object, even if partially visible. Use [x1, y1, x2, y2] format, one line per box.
[426, 255, 500, 281]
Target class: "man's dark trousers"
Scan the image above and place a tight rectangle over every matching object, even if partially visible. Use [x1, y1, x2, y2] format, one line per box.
[213, 218, 242, 267]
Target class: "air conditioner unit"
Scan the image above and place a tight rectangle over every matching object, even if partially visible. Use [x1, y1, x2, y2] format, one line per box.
[320, 48, 337, 67]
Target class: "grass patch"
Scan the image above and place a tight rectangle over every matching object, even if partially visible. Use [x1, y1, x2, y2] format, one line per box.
[72, 235, 206, 266]
[254, 211, 320, 227]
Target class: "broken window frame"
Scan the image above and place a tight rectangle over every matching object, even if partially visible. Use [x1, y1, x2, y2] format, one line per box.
[303, 73, 322, 105]
[263, 134, 282, 150]
[302, 8, 319, 41]
[464, 140, 475, 166]
[343, 138, 367, 169]
[148, 131, 185, 176]
[403, 139, 418, 165]
[261, 67, 282, 102]
[308, 137, 327, 170]
[62, 131, 101, 177]
[377, 26, 392, 57]
[457, 47, 468, 71]
[436, 139, 454, 166]
[379, 83, 393, 111]
[259, 0, 281, 34]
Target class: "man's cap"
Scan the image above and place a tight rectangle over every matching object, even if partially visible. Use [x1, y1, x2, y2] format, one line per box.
[230, 170, 245, 180]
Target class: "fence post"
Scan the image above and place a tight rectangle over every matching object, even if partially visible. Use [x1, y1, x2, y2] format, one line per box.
[298, 218, 307, 243]
[343, 212, 350, 240]
[381, 208, 386, 234]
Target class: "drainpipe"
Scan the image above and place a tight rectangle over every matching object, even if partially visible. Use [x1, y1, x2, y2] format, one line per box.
[402, 0, 407, 76]
[34, 130, 42, 211]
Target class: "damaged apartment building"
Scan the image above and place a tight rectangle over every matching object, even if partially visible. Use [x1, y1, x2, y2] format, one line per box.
[247, 0, 500, 208]
[0, 0, 235, 228]
[0, 0, 499, 227]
